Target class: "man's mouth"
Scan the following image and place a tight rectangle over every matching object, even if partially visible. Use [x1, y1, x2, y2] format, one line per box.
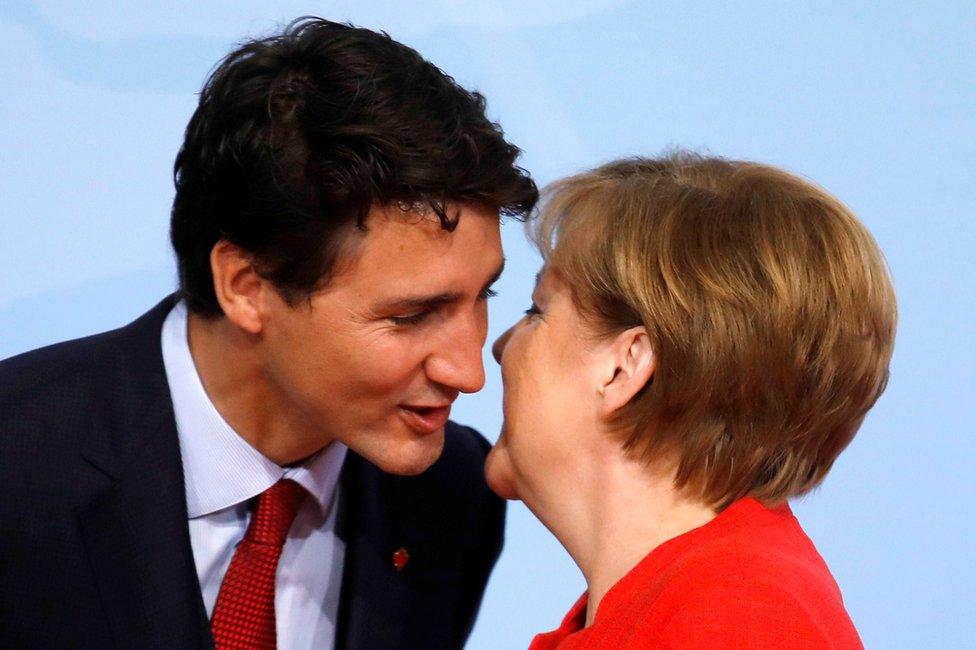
[399, 404, 452, 434]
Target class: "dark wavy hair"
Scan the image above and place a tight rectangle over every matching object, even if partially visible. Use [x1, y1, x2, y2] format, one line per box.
[171, 17, 538, 316]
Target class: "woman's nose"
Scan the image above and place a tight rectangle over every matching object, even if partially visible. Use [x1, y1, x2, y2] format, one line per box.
[492, 326, 514, 364]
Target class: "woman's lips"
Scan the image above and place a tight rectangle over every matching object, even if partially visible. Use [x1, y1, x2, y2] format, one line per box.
[399, 405, 451, 434]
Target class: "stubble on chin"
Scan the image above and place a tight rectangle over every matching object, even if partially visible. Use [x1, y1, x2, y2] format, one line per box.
[361, 428, 446, 476]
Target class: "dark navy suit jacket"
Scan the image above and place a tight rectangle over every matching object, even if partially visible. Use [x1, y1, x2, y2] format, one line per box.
[0, 296, 505, 649]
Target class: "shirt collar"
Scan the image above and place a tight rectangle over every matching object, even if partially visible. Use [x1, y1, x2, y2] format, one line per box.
[161, 300, 347, 519]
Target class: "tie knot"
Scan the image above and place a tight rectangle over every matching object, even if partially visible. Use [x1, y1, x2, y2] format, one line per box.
[245, 479, 307, 547]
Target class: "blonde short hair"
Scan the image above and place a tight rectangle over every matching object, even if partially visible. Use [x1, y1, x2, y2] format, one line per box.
[534, 152, 896, 508]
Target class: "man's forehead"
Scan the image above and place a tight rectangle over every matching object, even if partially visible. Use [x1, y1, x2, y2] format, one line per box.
[371, 258, 505, 310]
[359, 203, 498, 248]
[328, 204, 503, 296]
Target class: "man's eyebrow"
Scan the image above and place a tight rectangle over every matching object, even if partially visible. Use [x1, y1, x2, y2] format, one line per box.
[374, 293, 458, 312]
[373, 259, 506, 312]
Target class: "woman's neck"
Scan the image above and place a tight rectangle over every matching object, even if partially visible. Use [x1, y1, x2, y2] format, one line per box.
[531, 450, 717, 628]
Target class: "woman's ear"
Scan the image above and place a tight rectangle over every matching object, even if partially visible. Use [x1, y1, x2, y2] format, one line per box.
[598, 326, 655, 419]
[210, 239, 266, 335]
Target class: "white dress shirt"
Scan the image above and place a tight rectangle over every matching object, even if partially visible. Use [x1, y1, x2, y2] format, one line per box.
[161, 301, 347, 650]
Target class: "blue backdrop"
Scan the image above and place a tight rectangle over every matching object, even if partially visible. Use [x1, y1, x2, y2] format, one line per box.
[2, 2, 973, 647]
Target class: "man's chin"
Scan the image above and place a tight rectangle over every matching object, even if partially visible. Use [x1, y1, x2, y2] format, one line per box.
[363, 429, 445, 476]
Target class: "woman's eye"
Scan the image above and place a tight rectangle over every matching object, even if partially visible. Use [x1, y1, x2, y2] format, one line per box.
[479, 287, 499, 300]
[390, 311, 429, 326]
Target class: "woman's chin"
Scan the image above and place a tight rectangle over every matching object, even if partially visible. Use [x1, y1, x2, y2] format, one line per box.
[484, 445, 520, 500]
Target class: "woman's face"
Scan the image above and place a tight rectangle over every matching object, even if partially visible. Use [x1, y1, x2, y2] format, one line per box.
[484, 268, 604, 502]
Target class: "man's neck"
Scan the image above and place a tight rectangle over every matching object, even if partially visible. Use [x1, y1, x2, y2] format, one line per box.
[186, 312, 330, 465]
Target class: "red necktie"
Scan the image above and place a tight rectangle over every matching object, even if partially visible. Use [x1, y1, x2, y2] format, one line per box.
[211, 479, 307, 650]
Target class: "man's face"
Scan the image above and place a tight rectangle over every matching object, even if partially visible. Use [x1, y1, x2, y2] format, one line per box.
[259, 203, 503, 475]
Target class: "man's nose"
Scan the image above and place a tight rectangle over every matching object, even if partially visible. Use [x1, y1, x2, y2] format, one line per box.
[492, 327, 513, 364]
[426, 312, 488, 394]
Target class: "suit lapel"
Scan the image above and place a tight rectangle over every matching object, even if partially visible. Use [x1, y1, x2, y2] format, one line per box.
[76, 297, 212, 649]
[335, 454, 411, 650]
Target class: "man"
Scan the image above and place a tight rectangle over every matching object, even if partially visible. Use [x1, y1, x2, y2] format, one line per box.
[0, 18, 537, 650]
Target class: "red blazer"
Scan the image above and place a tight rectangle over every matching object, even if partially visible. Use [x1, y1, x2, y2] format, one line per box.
[531, 498, 863, 649]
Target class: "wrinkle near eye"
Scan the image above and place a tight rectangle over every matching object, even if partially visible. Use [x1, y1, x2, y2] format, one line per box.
[345, 307, 380, 325]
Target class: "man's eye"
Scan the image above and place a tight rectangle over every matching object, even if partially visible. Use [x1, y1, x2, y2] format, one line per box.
[524, 303, 541, 317]
[390, 311, 429, 326]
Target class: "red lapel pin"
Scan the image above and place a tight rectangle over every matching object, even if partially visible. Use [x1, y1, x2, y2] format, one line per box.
[392, 547, 410, 572]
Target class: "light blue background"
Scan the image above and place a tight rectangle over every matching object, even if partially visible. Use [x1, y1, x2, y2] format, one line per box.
[1, 2, 973, 648]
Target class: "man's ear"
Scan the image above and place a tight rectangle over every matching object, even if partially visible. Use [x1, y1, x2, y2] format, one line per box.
[210, 239, 265, 335]
[598, 326, 655, 419]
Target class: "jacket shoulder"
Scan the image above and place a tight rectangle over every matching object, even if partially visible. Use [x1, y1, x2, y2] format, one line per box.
[0, 328, 135, 489]
[0, 296, 173, 408]
[0, 328, 122, 399]
[0, 298, 173, 474]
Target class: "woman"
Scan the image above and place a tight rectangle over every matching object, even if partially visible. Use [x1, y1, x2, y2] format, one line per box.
[485, 152, 895, 648]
